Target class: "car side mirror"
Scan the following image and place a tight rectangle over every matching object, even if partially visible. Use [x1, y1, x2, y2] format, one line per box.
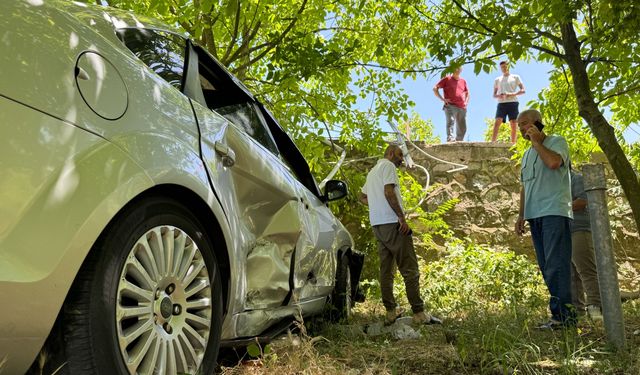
[322, 180, 348, 202]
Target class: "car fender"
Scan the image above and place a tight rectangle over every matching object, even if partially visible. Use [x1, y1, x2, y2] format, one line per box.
[0, 135, 231, 374]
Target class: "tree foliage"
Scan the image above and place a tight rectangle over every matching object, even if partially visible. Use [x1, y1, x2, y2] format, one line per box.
[415, 0, 640, 230]
[398, 112, 441, 143]
[98, 0, 444, 160]
[92, 0, 462, 266]
[93, 0, 640, 247]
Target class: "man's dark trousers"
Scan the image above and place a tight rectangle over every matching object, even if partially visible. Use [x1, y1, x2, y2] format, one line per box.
[529, 215, 576, 323]
[373, 223, 424, 313]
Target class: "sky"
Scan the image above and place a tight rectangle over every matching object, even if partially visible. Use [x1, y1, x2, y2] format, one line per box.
[385, 60, 553, 142]
[382, 61, 640, 144]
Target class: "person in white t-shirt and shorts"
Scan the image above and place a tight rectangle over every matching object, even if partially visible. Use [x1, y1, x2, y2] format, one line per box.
[492, 61, 525, 143]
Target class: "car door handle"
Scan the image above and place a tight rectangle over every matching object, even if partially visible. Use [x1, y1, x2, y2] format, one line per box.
[214, 141, 235, 167]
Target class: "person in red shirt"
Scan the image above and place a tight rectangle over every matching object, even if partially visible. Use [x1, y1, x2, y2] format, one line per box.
[433, 67, 470, 142]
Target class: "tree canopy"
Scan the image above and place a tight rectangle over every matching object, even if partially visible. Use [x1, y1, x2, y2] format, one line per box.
[100, 0, 446, 159]
[414, 0, 640, 229]
[96, 0, 640, 230]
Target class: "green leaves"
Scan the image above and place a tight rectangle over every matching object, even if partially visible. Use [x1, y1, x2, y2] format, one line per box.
[97, 0, 640, 232]
[99, 0, 450, 164]
[223, 0, 238, 17]
[247, 342, 272, 358]
[419, 243, 545, 316]
[421, 0, 640, 230]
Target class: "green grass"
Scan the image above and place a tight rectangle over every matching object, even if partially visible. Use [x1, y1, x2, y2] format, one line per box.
[220, 243, 640, 374]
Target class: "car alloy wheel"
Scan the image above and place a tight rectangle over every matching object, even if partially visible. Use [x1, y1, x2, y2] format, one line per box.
[60, 197, 222, 375]
[116, 225, 212, 374]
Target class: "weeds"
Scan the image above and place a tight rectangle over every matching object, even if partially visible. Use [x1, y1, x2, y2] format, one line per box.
[220, 242, 640, 374]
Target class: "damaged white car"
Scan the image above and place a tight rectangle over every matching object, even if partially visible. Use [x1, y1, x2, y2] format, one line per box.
[0, 1, 363, 374]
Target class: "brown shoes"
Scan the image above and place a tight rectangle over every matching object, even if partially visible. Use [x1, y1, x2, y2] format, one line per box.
[384, 309, 443, 326]
[384, 307, 405, 326]
[412, 311, 443, 325]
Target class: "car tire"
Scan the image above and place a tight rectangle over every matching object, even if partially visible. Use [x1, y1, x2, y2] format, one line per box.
[61, 197, 223, 375]
[328, 252, 352, 323]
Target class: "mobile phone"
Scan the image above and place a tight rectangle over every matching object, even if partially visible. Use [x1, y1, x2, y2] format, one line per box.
[524, 121, 545, 140]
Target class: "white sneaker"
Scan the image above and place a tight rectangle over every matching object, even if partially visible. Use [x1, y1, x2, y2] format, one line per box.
[587, 305, 603, 321]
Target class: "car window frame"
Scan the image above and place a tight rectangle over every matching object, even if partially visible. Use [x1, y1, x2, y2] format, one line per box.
[182, 42, 282, 157]
[123, 30, 321, 198]
[256, 103, 322, 198]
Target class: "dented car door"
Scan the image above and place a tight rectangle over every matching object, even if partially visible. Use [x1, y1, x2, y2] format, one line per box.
[182, 42, 353, 338]
[255, 105, 344, 303]
[181, 41, 309, 317]
[192, 103, 303, 312]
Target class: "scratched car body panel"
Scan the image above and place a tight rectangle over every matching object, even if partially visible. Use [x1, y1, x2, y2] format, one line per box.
[0, 1, 359, 374]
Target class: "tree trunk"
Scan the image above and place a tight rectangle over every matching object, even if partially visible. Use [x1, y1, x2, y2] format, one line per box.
[560, 22, 640, 232]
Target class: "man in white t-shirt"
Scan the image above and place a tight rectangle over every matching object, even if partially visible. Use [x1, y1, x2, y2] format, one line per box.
[359, 145, 441, 326]
[492, 61, 525, 143]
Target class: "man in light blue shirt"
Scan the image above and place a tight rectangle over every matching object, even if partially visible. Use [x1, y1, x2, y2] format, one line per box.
[514, 109, 576, 329]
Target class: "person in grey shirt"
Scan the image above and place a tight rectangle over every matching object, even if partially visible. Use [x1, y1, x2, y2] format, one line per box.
[570, 169, 603, 320]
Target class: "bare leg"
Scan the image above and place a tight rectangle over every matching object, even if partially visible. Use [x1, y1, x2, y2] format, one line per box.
[509, 120, 518, 144]
[492, 118, 503, 142]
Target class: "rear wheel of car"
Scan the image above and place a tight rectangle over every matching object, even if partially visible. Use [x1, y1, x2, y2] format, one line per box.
[328, 253, 352, 322]
[62, 197, 223, 375]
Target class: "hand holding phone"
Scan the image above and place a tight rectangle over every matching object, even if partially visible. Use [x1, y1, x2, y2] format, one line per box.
[524, 124, 543, 142]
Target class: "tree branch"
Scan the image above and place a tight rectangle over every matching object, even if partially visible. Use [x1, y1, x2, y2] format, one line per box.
[205, 9, 222, 58]
[347, 62, 444, 73]
[530, 44, 565, 59]
[300, 96, 339, 157]
[340, 52, 506, 74]
[171, 0, 194, 34]
[232, 0, 308, 73]
[411, 3, 492, 37]
[226, 18, 263, 65]
[587, 0, 595, 36]
[244, 0, 262, 41]
[313, 26, 369, 33]
[533, 27, 563, 45]
[450, 0, 498, 36]
[221, 0, 242, 63]
[597, 84, 640, 105]
[547, 65, 572, 133]
[223, 6, 262, 66]
[585, 56, 625, 64]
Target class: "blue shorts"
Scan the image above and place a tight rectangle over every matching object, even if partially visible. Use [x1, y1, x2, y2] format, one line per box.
[496, 102, 519, 121]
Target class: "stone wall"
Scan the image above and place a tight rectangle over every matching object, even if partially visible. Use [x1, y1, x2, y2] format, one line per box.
[407, 141, 640, 289]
